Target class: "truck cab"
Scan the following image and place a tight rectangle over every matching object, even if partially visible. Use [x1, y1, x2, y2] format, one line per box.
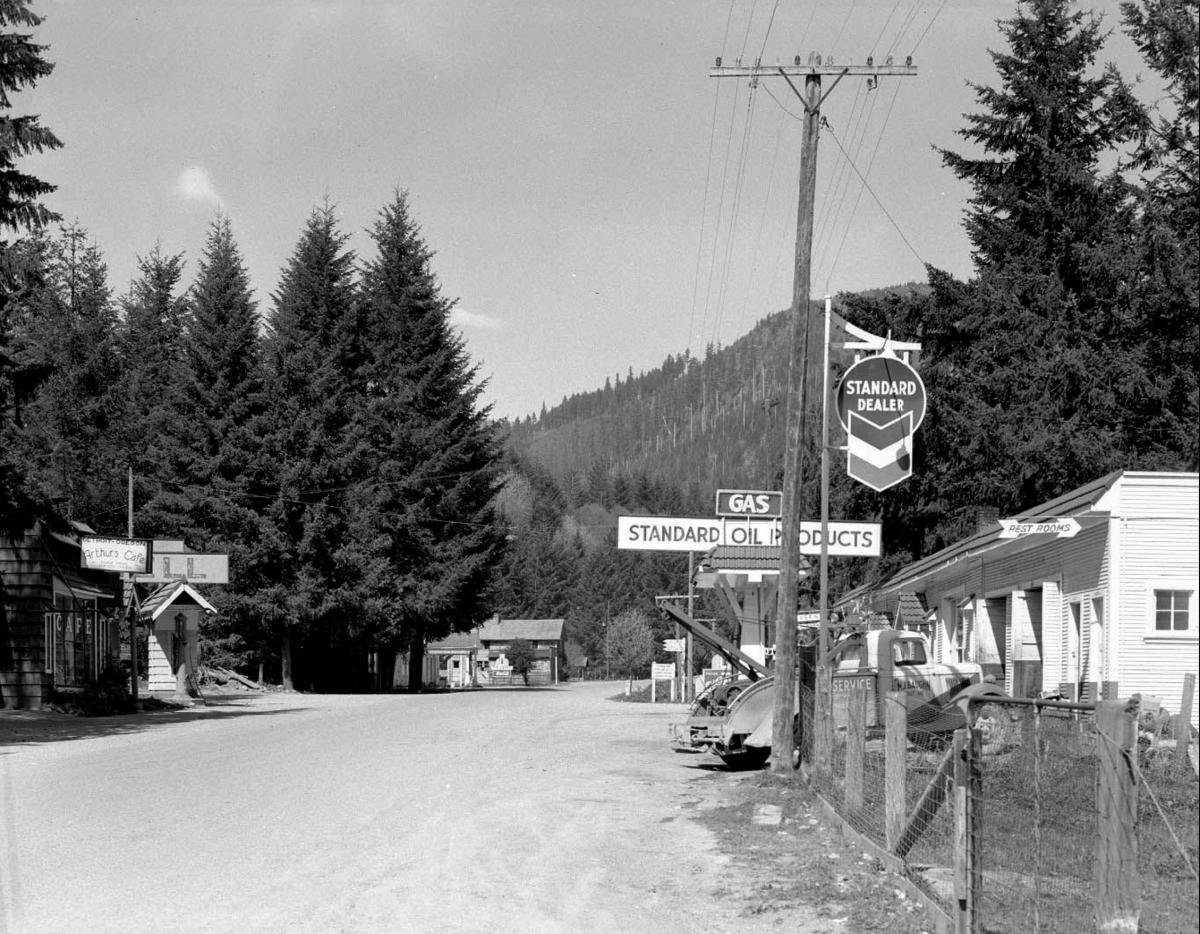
[826, 628, 984, 734]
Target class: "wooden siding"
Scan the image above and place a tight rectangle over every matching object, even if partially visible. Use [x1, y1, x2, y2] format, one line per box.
[1111, 475, 1199, 726]
[0, 532, 55, 708]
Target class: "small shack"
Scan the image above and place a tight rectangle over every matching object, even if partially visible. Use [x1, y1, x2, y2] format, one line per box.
[138, 581, 217, 699]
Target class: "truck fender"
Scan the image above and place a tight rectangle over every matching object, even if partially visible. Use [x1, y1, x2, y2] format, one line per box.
[951, 682, 1010, 721]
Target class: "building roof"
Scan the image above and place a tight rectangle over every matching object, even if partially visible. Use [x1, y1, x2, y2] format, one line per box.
[693, 545, 812, 589]
[478, 617, 565, 643]
[138, 581, 218, 621]
[843, 470, 1195, 606]
[425, 617, 566, 653]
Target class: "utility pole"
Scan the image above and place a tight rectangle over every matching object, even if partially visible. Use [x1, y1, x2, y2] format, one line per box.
[709, 53, 917, 773]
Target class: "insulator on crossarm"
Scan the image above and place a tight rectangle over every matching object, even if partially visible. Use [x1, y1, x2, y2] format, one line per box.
[715, 56, 722, 67]
[906, 56, 913, 66]
[867, 55, 873, 66]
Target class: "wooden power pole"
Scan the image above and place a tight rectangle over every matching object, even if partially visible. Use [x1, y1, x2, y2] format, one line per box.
[709, 53, 917, 772]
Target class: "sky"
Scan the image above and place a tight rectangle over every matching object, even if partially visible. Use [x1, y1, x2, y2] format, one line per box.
[22, 0, 1148, 421]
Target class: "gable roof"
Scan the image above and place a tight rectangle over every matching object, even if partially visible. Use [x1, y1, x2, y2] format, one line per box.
[138, 582, 218, 621]
[478, 617, 565, 643]
[845, 470, 1195, 605]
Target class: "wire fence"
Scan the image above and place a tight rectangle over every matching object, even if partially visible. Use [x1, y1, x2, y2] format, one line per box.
[798, 684, 1199, 933]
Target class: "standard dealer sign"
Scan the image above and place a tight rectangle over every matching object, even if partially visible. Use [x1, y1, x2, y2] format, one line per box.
[617, 516, 880, 556]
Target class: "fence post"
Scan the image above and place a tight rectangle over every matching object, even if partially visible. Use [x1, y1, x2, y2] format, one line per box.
[1175, 673, 1196, 767]
[953, 727, 982, 934]
[885, 690, 907, 851]
[845, 685, 866, 816]
[813, 666, 833, 773]
[1095, 698, 1139, 934]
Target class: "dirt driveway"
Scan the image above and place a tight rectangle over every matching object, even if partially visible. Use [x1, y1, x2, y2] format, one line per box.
[0, 681, 856, 934]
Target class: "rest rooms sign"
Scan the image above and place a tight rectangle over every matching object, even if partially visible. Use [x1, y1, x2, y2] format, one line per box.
[617, 516, 881, 556]
[81, 536, 152, 574]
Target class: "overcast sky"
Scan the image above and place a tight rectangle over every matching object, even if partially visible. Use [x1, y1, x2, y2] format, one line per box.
[24, 0, 1145, 420]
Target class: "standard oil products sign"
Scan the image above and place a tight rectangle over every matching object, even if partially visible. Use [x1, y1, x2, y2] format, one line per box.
[81, 536, 153, 574]
[617, 516, 880, 556]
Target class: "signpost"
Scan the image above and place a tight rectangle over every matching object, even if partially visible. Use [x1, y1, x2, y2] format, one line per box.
[998, 518, 1081, 539]
[134, 553, 230, 584]
[715, 489, 783, 518]
[81, 536, 152, 574]
[650, 661, 677, 703]
[836, 353, 927, 493]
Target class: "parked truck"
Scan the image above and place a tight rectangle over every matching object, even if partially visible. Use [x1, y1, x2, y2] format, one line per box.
[662, 599, 1005, 768]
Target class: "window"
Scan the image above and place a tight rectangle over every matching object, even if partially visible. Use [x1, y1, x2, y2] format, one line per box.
[1154, 590, 1192, 632]
[1146, 583, 1197, 637]
[893, 637, 928, 666]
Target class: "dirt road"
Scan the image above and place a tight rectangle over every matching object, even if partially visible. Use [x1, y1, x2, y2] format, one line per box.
[1, 681, 837, 934]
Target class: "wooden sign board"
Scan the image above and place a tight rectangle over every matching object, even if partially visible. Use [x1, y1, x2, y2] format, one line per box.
[134, 553, 229, 585]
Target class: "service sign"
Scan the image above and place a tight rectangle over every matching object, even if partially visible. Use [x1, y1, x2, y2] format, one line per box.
[715, 489, 783, 518]
[81, 536, 152, 574]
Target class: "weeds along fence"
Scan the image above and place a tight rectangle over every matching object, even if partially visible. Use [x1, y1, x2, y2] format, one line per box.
[798, 684, 1199, 934]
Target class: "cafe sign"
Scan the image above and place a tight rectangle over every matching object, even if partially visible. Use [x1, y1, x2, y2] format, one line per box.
[80, 536, 153, 574]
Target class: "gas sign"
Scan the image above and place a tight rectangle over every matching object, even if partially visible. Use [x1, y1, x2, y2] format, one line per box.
[715, 489, 782, 518]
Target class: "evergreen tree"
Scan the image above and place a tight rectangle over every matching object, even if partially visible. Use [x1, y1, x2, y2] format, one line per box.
[914, 0, 1150, 532]
[180, 215, 272, 673]
[1120, 0, 1200, 467]
[260, 204, 362, 690]
[356, 191, 505, 691]
[114, 244, 190, 536]
[8, 225, 123, 526]
[0, 0, 61, 531]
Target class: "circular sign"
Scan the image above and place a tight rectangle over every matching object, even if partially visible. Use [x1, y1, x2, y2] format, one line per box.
[835, 354, 926, 431]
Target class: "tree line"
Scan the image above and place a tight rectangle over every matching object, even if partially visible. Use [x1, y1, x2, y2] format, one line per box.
[506, 0, 1197, 642]
[1, 5, 507, 691]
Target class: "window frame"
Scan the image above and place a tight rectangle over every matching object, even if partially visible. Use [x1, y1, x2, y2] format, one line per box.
[1145, 581, 1198, 639]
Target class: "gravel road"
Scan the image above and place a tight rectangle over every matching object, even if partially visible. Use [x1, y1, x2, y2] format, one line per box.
[1, 681, 833, 934]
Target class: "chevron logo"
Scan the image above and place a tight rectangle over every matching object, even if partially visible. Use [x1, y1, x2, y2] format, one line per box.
[847, 410, 914, 491]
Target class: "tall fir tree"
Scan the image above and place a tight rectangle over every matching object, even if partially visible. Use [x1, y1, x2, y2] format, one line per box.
[115, 244, 190, 536]
[1120, 0, 1199, 468]
[0, 0, 61, 531]
[356, 192, 505, 691]
[180, 215, 272, 672]
[908, 0, 1149, 541]
[261, 204, 364, 690]
[8, 225, 124, 527]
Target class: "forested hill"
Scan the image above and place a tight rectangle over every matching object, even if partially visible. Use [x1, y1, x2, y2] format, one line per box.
[506, 282, 929, 513]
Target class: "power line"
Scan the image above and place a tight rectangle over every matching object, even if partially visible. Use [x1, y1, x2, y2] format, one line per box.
[824, 121, 926, 267]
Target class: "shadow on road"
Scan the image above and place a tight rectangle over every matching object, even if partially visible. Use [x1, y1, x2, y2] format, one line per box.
[0, 698, 309, 749]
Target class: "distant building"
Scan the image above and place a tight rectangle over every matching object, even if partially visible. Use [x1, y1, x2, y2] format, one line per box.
[423, 615, 566, 687]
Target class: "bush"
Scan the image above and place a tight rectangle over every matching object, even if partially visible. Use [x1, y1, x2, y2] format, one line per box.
[68, 666, 135, 716]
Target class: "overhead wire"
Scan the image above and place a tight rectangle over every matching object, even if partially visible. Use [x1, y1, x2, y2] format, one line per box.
[688, 0, 738, 357]
[825, 79, 907, 290]
[908, 0, 951, 56]
[823, 121, 927, 267]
